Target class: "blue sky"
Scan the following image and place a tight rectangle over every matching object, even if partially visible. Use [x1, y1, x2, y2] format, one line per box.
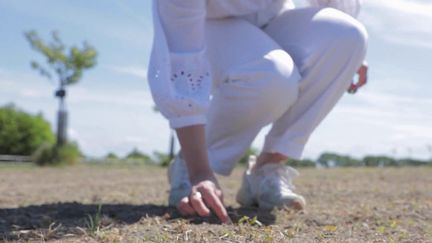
[0, 0, 431, 160]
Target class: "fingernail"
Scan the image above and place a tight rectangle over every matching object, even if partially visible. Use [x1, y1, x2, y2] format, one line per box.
[223, 218, 233, 225]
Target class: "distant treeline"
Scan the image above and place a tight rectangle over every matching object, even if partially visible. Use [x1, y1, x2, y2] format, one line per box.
[90, 148, 432, 168]
[288, 152, 432, 168]
[86, 148, 172, 167]
[2, 104, 430, 167]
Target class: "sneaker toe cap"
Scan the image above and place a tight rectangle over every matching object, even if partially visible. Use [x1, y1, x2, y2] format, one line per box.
[258, 193, 306, 211]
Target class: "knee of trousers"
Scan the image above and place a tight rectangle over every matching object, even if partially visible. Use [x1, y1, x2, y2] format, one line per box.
[321, 8, 369, 60]
[268, 50, 300, 112]
[233, 49, 301, 120]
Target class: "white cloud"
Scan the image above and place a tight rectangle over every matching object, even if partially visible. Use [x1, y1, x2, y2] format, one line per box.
[361, 0, 432, 49]
[0, 71, 55, 100]
[124, 136, 149, 144]
[392, 124, 432, 140]
[19, 89, 49, 98]
[355, 91, 432, 111]
[68, 86, 154, 107]
[381, 35, 432, 49]
[68, 128, 79, 140]
[1, 0, 153, 47]
[326, 90, 432, 158]
[2, 0, 431, 160]
[253, 88, 432, 160]
[111, 0, 150, 26]
[109, 66, 148, 79]
[367, 0, 432, 17]
[0, 79, 15, 88]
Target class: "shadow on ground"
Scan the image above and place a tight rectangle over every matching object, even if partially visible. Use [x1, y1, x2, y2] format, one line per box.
[0, 202, 275, 240]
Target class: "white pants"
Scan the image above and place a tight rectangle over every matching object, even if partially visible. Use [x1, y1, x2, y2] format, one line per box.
[205, 7, 368, 175]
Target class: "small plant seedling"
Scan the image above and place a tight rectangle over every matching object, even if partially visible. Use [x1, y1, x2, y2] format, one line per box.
[238, 215, 263, 227]
[85, 204, 103, 234]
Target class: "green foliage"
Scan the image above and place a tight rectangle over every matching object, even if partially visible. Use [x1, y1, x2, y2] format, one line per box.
[32, 143, 55, 165]
[315, 153, 430, 168]
[56, 143, 81, 165]
[363, 156, 398, 167]
[238, 215, 263, 227]
[85, 204, 103, 235]
[32, 142, 81, 166]
[89, 150, 166, 165]
[235, 148, 430, 168]
[105, 152, 118, 160]
[125, 148, 153, 163]
[25, 30, 97, 86]
[0, 104, 55, 155]
[286, 158, 316, 167]
[153, 151, 171, 167]
[397, 158, 429, 166]
[317, 152, 363, 167]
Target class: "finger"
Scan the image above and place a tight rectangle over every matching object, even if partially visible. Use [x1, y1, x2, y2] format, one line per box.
[357, 64, 368, 75]
[177, 197, 196, 216]
[190, 192, 210, 217]
[201, 190, 230, 224]
[357, 72, 367, 88]
[348, 83, 357, 94]
[215, 189, 224, 203]
[358, 65, 368, 85]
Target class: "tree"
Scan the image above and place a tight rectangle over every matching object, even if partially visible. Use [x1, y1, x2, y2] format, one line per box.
[286, 158, 316, 167]
[126, 148, 152, 162]
[153, 151, 171, 167]
[25, 30, 97, 146]
[363, 156, 397, 167]
[0, 104, 55, 155]
[317, 152, 362, 167]
[32, 142, 81, 166]
[105, 152, 119, 160]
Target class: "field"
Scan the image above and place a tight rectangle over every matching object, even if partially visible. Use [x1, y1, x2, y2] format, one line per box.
[1, 164, 431, 242]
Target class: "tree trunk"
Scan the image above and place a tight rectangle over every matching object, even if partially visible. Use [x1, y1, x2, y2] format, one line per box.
[56, 88, 67, 146]
[169, 130, 175, 160]
[57, 108, 67, 146]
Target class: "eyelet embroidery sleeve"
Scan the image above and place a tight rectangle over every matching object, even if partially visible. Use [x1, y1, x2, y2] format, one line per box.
[307, 0, 363, 18]
[148, 0, 211, 129]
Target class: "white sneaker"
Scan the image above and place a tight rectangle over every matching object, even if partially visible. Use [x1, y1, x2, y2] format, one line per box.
[167, 155, 191, 206]
[236, 156, 306, 210]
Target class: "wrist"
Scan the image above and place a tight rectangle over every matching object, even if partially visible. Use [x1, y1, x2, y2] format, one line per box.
[176, 125, 215, 184]
[188, 165, 215, 184]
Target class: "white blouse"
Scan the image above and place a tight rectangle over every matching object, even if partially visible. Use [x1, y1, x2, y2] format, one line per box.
[148, 0, 363, 129]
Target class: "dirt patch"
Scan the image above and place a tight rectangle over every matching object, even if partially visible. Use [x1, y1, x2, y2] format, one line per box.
[1, 164, 431, 242]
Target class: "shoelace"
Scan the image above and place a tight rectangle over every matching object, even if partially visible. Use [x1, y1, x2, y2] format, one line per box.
[254, 164, 299, 194]
[280, 165, 299, 190]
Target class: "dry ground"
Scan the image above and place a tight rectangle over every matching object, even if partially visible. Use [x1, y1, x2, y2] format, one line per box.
[0, 163, 431, 242]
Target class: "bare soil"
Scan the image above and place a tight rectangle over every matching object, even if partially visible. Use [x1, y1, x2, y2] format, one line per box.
[1, 164, 431, 242]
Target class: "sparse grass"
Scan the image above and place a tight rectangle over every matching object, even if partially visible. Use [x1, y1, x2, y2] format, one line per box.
[0, 165, 431, 242]
[84, 204, 102, 235]
[0, 162, 35, 170]
[238, 215, 263, 227]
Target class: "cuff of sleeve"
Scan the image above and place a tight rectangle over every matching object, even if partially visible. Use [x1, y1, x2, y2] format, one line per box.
[169, 115, 207, 129]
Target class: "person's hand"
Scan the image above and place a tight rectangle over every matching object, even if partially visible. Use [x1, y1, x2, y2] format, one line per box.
[348, 63, 368, 94]
[174, 125, 231, 223]
[177, 176, 231, 224]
